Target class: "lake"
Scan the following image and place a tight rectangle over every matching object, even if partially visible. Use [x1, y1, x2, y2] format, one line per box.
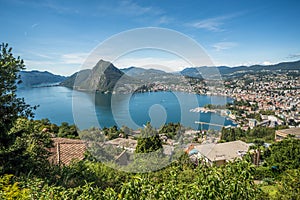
[17, 86, 235, 130]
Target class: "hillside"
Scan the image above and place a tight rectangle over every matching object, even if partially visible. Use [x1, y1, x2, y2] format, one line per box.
[61, 60, 138, 93]
[120, 66, 183, 83]
[19, 70, 66, 87]
[180, 60, 300, 78]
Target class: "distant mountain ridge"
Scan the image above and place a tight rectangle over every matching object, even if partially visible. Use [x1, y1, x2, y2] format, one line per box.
[27, 59, 299, 91]
[180, 60, 300, 78]
[19, 70, 66, 88]
[61, 59, 300, 93]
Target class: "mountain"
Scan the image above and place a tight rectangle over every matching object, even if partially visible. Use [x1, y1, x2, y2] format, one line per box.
[61, 60, 136, 92]
[121, 66, 166, 76]
[180, 67, 203, 78]
[19, 70, 66, 88]
[61, 59, 300, 92]
[120, 66, 178, 82]
[180, 60, 300, 78]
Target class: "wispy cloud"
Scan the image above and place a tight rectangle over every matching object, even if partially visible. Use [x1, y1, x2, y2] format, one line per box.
[119, 0, 161, 16]
[189, 13, 241, 32]
[286, 53, 300, 59]
[156, 16, 173, 25]
[212, 42, 238, 51]
[61, 53, 89, 65]
[31, 23, 39, 28]
[97, 0, 163, 17]
[261, 61, 276, 65]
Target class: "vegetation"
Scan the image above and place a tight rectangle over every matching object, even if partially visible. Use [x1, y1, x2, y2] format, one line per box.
[221, 127, 276, 143]
[159, 122, 183, 140]
[136, 123, 163, 154]
[0, 44, 50, 176]
[1, 44, 300, 199]
[0, 158, 266, 199]
[102, 125, 127, 140]
[264, 138, 300, 171]
[204, 104, 226, 109]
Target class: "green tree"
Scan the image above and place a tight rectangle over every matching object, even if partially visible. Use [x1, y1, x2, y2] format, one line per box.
[265, 138, 300, 171]
[0, 44, 51, 176]
[58, 122, 78, 139]
[0, 43, 35, 147]
[135, 123, 162, 153]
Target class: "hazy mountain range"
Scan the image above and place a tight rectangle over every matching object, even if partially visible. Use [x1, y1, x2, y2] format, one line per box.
[18, 70, 66, 88]
[20, 60, 300, 90]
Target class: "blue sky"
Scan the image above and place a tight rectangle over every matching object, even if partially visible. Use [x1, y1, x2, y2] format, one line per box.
[1, 0, 300, 75]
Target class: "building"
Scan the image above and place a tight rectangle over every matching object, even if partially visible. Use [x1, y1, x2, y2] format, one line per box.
[105, 138, 137, 152]
[275, 127, 300, 141]
[249, 119, 257, 128]
[48, 138, 86, 165]
[188, 140, 249, 166]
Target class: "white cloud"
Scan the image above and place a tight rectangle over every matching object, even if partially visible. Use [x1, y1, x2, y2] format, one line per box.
[261, 61, 275, 65]
[287, 53, 300, 59]
[189, 12, 242, 32]
[191, 17, 224, 31]
[31, 23, 39, 28]
[156, 16, 172, 25]
[97, 0, 163, 17]
[212, 42, 238, 51]
[61, 53, 89, 65]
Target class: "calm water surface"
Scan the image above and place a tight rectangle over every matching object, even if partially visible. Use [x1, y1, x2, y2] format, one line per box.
[17, 86, 235, 130]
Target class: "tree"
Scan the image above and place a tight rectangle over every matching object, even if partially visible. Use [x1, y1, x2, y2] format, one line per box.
[0, 44, 50, 176]
[58, 122, 78, 139]
[265, 138, 300, 171]
[0, 43, 35, 147]
[135, 123, 162, 154]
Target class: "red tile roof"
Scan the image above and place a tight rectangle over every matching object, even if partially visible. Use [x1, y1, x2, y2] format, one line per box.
[48, 138, 86, 165]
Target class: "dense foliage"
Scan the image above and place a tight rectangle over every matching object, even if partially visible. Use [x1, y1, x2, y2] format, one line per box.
[159, 122, 183, 140]
[265, 138, 300, 171]
[136, 123, 163, 153]
[220, 127, 276, 143]
[0, 158, 266, 199]
[0, 43, 35, 146]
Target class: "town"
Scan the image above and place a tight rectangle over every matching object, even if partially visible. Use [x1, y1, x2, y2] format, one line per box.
[140, 68, 300, 130]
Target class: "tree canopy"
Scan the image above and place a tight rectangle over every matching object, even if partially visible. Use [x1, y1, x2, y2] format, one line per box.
[0, 43, 35, 147]
[135, 123, 162, 154]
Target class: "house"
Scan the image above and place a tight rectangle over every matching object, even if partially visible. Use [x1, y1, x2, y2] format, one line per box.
[275, 127, 300, 141]
[105, 138, 137, 152]
[188, 140, 249, 166]
[48, 138, 86, 165]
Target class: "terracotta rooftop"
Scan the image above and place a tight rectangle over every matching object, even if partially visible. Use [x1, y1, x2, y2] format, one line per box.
[48, 138, 87, 165]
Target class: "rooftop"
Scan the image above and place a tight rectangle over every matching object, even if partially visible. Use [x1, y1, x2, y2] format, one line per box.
[194, 140, 249, 162]
[48, 138, 86, 165]
[276, 127, 300, 138]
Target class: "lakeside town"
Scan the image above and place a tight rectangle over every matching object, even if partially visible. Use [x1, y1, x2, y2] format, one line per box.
[48, 68, 300, 168]
[2, 0, 300, 197]
[140, 69, 300, 131]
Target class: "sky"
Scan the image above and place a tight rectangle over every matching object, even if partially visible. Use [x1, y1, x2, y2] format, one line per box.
[1, 0, 300, 75]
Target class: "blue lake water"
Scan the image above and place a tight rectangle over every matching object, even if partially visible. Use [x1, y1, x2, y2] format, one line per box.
[17, 86, 235, 130]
